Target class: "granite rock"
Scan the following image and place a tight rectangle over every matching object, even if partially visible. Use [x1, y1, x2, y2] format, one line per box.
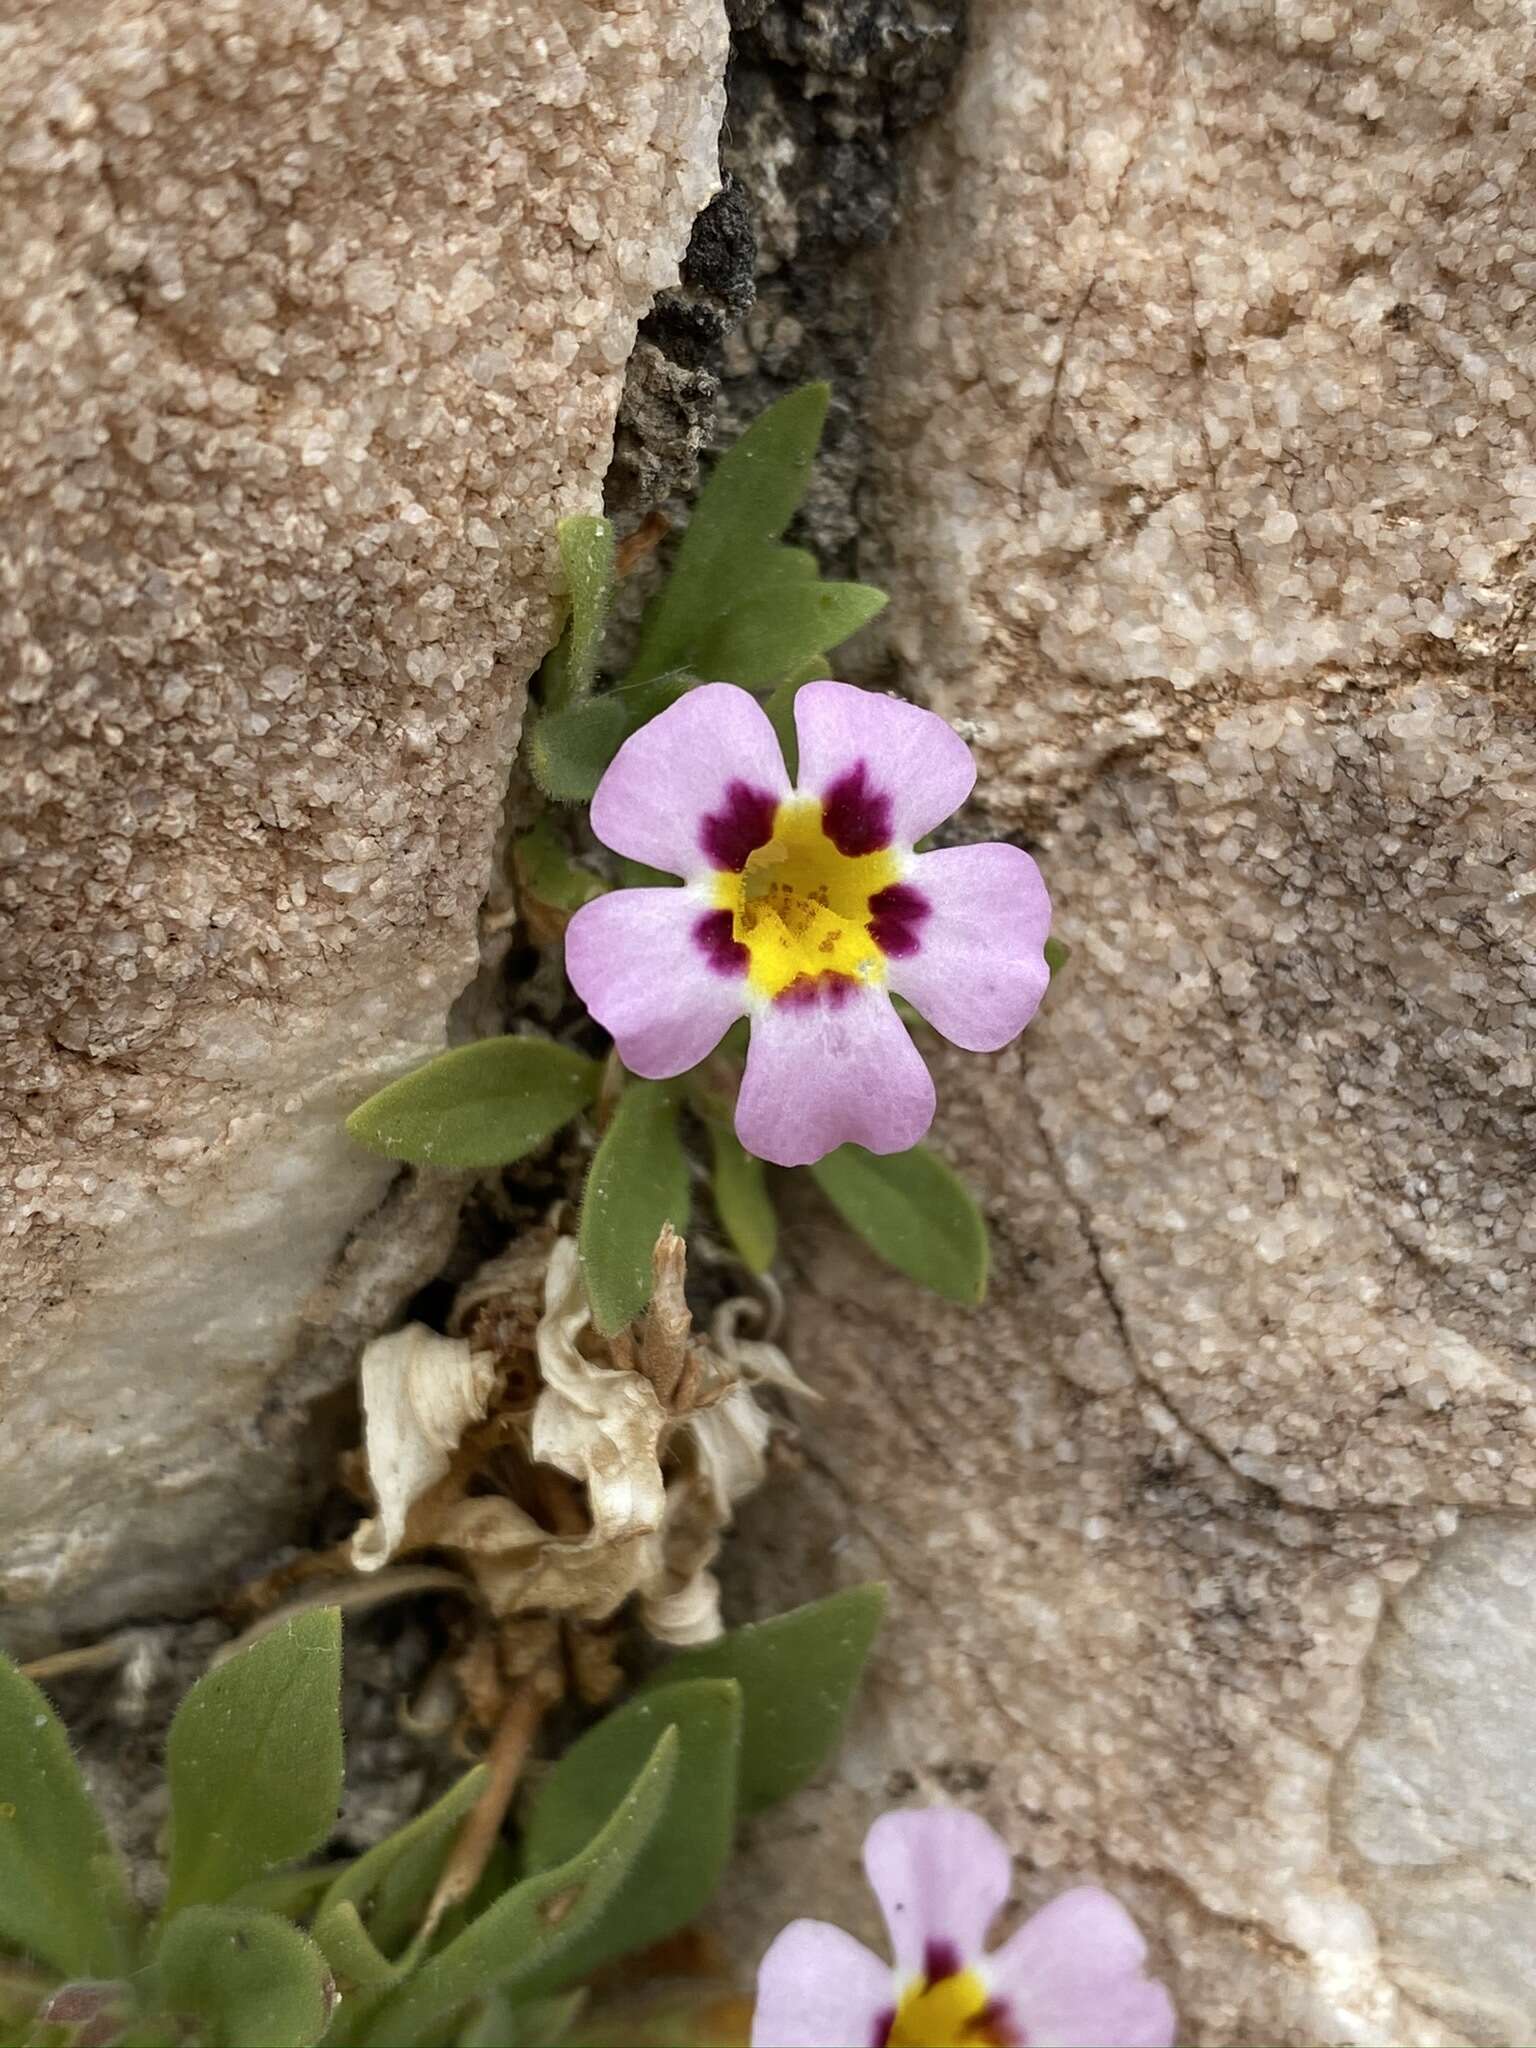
[719, 0, 1536, 2039]
[0, 0, 726, 1643]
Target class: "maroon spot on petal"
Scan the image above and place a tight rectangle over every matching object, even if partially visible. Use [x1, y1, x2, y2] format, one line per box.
[775, 971, 856, 1010]
[868, 881, 930, 958]
[870, 2008, 897, 2048]
[980, 1996, 1025, 2045]
[693, 909, 748, 977]
[923, 1938, 963, 1984]
[701, 780, 779, 871]
[821, 760, 894, 856]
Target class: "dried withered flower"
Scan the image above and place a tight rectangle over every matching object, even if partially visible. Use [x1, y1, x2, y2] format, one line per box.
[348, 1225, 806, 1647]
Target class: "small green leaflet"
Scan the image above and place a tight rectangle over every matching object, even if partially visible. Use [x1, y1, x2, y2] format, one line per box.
[155, 1907, 334, 2048]
[311, 1767, 486, 1983]
[356, 1729, 678, 2047]
[512, 817, 606, 916]
[706, 1119, 777, 1274]
[518, 1680, 742, 1994]
[528, 675, 691, 806]
[628, 385, 831, 686]
[1044, 934, 1069, 977]
[809, 1143, 989, 1306]
[0, 1651, 136, 1978]
[696, 577, 886, 691]
[346, 1037, 600, 1171]
[163, 1610, 343, 1918]
[547, 515, 616, 712]
[527, 695, 631, 805]
[646, 1584, 886, 1814]
[578, 1082, 691, 1334]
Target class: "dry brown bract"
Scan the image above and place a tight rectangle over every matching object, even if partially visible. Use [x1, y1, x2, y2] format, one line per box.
[349, 1224, 807, 1650]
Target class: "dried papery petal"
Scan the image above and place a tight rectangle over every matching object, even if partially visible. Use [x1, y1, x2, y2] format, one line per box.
[351, 1325, 498, 1571]
[532, 1237, 668, 1548]
[640, 1224, 694, 1405]
[448, 1227, 557, 1343]
[641, 1562, 724, 1646]
[346, 1227, 795, 1646]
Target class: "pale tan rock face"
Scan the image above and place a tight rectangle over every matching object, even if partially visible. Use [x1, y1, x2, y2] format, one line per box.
[0, 0, 725, 1640]
[720, 0, 1536, 2040]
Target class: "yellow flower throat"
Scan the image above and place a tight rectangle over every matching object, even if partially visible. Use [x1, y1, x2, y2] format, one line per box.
[713, 798, 901, 1001]
[886, 1966, 1008, 2047]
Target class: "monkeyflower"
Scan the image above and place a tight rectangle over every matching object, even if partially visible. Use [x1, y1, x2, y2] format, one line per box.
[565, 682, 1051, 1168]
[751, 1807, 1176, 2048]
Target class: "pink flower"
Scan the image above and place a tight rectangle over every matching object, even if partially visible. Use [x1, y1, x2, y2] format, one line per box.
[751, 1809, 1176, 2048]
[565, 682, 1051, 1168]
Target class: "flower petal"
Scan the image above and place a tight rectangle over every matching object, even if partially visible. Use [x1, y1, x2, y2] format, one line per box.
[793, 680, 975, 852]
[986, 1888, 1176, 2048]
[752, 1920, 895, 2048]
[863, 1807, 1012, 1981]
[590, 682, 791, 879]
[735, 985, 936, 1169]
[887, 843, 1051, 1052]
[565, 888, 747, 1079]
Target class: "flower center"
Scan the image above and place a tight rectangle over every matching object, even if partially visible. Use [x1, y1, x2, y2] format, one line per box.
[884, 1967, 1014, 2047]
[715, 797, 901, 1001]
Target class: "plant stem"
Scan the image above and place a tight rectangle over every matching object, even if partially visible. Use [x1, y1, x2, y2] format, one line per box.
[417, 1661, 562, 1947]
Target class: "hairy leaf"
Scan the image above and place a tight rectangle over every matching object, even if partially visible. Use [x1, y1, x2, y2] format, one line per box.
[346, 1038, 600, 1170]
[550, 516, 616, 711]
[520, 1681, 741, 1991]
[647, 1584, 886, 1813]
[314, 1768, 485, 1972]
[156, 1907, 333, 2048]
[527, 696, 631, 805]
[706, 1121, 777, 1275]
[628, 386, 830, 686]
[456, 1991, 584, 2047]
[698, 579, 886, 691]
[512, 818, 606, 917]
[579, 1083, 691, 1334]
[0, 1653, 134, 1977]
[164, 1611, 343, 1917]
[356, 1730, 678, 2046]
[809, 1142, 989, 1306]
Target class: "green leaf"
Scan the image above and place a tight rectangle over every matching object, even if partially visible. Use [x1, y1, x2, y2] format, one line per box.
[646, 1585, 886, 1814]
[613, 855, 675, 890]
[0, 1652, 135, 1978]
[697, 580, 886, 691]
[578, 1082, 690, 1334]
[520, 1681, 741, 1992]
[355, 1730, 678, 2047]
[762, 679, 801, 779]
[1044, 934, 1068, 977]
[706, 1121, 777, 1274]
[310, 1898, 400, 1994]
[527, 695, 633, 804]
[346, 1038, 600, 1171]
[628, 385, 831, 686]
[527, 672, 694, 806]
[228, 1863, 348, 1920]
[156, 1907, 334, 2048]
[548, 516, 615, 712]
[513, 818, 606, 916]
[457, 1991, 584, 2048]
[164, 1610, 343, 1918]
[314, 1768, 485, 1972]
[809, 1143, 989, 1306]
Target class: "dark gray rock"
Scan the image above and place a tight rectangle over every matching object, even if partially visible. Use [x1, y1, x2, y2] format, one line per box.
[609, 0, 966, 572]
